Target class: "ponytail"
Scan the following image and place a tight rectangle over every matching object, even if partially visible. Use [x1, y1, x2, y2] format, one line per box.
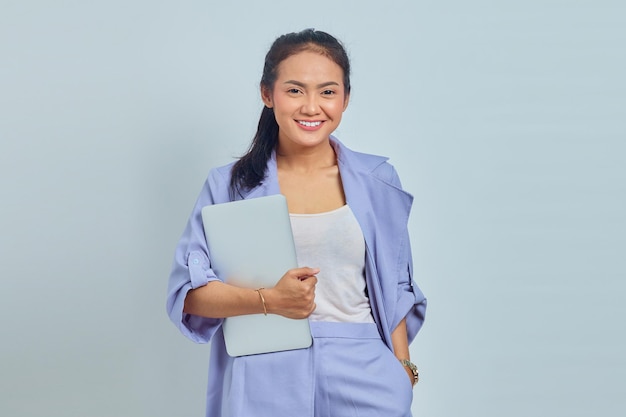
[229, 106, 278, 199]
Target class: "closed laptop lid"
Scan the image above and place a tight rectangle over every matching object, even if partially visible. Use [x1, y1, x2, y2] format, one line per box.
[200, 194, 312, 356]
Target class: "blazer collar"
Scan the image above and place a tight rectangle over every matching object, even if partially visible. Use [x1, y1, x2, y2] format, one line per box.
[330, 135, 389, 176]
[239, 135, 407, 202]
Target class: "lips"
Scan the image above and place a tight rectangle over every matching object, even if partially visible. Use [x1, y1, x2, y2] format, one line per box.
[295, 119, 325, 132]
[298, 120, 322, 127]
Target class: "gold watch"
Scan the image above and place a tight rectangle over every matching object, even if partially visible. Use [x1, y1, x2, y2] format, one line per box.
[399, 359, 419, 385]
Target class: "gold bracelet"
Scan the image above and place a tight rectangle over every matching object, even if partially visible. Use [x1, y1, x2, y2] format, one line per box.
[255, 288, 267, 316]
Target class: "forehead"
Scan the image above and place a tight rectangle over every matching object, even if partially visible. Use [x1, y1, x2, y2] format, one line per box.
[275, 51, 344, 84]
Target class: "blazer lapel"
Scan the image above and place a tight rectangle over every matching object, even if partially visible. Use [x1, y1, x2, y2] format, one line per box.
[332, 137, 413, 338]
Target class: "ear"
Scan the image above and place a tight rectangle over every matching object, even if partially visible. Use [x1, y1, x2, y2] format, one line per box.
[342, 93, 350, 111]
[261, 85, 273, 108]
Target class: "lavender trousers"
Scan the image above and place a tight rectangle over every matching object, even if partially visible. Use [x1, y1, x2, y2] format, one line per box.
[215, 322, 413, 417]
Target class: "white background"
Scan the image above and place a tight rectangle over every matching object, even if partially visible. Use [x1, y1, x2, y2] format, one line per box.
[1, 1, 624, 416]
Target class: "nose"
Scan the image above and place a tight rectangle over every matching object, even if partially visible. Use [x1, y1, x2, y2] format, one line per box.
[301, 94, 320, 115]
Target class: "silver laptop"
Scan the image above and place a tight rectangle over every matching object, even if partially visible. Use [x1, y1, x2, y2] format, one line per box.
[201, 194, 312, 356]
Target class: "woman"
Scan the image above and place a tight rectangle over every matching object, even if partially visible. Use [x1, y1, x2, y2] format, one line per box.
[167, 29, 426, 417]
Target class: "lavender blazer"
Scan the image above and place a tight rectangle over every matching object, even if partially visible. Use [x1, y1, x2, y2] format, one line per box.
[166, 136, 427, 413]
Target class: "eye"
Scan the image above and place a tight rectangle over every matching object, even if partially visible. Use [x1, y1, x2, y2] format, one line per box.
[321, 89, 336, 96]
[287, 88, 302, 94]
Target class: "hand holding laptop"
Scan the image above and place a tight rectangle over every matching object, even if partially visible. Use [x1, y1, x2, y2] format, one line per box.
[262, 267, 319, 319]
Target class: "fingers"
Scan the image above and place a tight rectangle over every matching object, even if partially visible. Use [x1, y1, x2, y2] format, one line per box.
[267, 267, 319, 319]
[304, 275, 318, 287]
[288, 267, 320, 280]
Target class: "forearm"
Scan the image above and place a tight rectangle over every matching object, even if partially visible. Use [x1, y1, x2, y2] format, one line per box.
[183, 281, 266, 318]
[391, 317, 416, 385]
[183, 267, 319, 319]
[391, 317, 410, 360]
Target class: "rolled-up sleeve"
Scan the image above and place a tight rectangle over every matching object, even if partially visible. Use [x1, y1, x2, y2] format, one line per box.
[394, 254, 427, 343]
[166, 168, 229, 343]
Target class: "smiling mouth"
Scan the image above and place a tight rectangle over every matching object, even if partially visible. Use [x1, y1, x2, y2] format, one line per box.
[298, 121, 322, 127]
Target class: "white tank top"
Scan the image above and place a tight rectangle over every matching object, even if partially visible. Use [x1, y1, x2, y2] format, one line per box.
[289, 205, 374, 323]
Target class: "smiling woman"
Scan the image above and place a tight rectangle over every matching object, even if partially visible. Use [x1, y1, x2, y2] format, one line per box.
[166, 29, 426, 417]
[262, 51, 349, 156]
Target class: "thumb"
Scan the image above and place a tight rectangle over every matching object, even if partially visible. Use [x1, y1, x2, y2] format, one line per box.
[294, 267, 319, 279]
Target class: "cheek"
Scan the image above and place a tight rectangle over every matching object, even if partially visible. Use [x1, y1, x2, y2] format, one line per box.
[271, 95, 293, 113]
[327, 101, 346, 117]
[271, 99, 296, 128]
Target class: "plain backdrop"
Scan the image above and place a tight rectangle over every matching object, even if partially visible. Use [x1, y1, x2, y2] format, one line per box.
[1, 1, 624, 416]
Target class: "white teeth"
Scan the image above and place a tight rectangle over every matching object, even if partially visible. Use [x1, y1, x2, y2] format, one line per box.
[299, 121, 321, 127]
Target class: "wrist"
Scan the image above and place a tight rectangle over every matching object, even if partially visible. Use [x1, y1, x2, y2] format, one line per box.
[260, 287, 276, 314]
[399, 359, 419, 386]
[254, 288, 267, 315]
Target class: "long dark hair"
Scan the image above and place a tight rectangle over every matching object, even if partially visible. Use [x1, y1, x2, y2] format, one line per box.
[229, 29, 351, 199]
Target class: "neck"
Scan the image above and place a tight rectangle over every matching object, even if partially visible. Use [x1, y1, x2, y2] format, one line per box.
[276, 139, 337, 173]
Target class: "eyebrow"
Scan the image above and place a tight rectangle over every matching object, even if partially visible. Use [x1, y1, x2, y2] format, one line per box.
[283, 80, 340, 88]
